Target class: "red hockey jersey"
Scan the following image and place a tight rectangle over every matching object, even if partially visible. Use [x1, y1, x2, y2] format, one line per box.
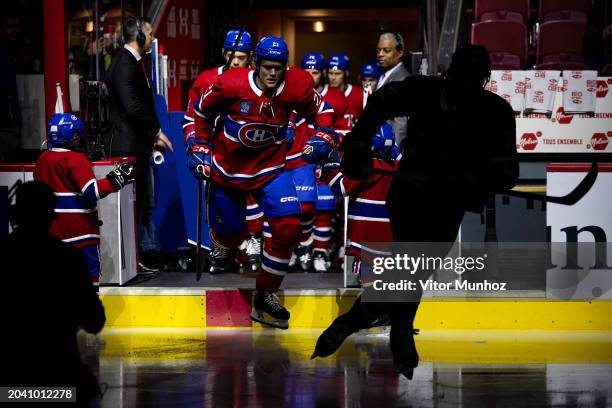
[336, 84, 364, 136]
[326, 159, 397, 258]
[183, 66, 224, 142]
[194, 67, 333, 190]
[285, 84, 347, 170]
[34, 149, 118, 247]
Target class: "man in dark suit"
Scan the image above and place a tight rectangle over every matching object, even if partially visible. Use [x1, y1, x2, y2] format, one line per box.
[104, 16, 173, 273]
[375, 32, 410, 144]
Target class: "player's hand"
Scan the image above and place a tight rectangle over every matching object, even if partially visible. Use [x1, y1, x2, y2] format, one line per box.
[107, 163, 135, 189]
[301, 127, 339, 164]
[282, 121, 296, 150]
[340, 133, 372, 179]
[156, 131, 174, 153]
[186, 138, 212, 179]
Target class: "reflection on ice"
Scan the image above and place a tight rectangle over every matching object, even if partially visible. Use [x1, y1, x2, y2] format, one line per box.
[82, 329, 612, 407]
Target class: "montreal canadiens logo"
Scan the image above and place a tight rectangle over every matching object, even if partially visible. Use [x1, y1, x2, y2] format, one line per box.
[237, 122, 280, 148]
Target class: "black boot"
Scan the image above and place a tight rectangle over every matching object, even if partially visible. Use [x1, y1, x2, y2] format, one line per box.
[312, 298, 386, 359]
[389, 302, 420, 380]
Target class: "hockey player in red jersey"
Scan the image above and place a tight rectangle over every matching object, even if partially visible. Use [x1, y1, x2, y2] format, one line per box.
[283, 52, 347, 272]
[326, 53, 364, 135]
[34, 113, 135, 292]
[183, 29, 264, 273]
[188, 36, 337, 328]
[183, 29, 254, 143]
[301, 54, 353, 272]
[359, 61, 381, 108]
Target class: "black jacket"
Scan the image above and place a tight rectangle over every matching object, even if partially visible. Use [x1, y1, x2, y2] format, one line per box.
[104, 47, 160, 155]
[343, 75, 519, 213]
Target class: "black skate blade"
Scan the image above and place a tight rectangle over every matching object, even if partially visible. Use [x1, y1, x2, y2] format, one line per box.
[250, 309, 289, 330]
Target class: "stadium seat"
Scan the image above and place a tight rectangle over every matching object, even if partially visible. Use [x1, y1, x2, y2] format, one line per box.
[602, 63, 612, 74]
[539, 0, 591, 23]
[536, 20, 587, 65]
[471, 21, 528, 69]
[475, 0, 529, 23]
[534, 61, 588, 70]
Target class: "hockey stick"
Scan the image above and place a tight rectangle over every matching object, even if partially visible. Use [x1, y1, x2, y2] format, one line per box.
[7, 179, 22, 202]
[502, 161, 598, 205]
[223, 0, 254, 72]
[195, 172, 204, 281]
[369, 161, 598, 206]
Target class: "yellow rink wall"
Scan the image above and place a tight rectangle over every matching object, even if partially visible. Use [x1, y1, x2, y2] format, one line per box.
[99, 288, 612, 330]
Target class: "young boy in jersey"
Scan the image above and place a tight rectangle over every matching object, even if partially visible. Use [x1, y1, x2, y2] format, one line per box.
[189, 36, 337, 329]
[302, 122, 403, 363]
[34, 113, 135, 291]
[324, 123, 399, 283]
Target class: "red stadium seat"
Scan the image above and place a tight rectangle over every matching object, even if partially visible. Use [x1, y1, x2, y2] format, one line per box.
[471, 21, 528, 69]
[539, 0, 591, 23]
[536, 20, 587, 65]
[534, 61, 588, 70]
[475, 0, 529, 23]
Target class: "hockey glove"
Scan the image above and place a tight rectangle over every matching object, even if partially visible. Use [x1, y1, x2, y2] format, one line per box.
[106, 163, 135, 189]
[186, 138, 212, 179]
[281, 120, 296, 150]
[340, 133, 372, 180]
[301, 127, 339, 165]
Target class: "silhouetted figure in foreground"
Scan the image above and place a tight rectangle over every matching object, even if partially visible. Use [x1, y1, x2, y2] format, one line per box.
[0, 180, 106, 405]
[313, 44, 519, 380]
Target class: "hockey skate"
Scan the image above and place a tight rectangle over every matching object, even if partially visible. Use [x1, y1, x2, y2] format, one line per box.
[209, 243, 233, 274]
[390, 325, 419, 380]
[295, 242, 313, 272]
[312, 249, 329, 273]
[250, 290, 290, 329]
[312, 298, 384, 359]
[244, 233, 262, 272]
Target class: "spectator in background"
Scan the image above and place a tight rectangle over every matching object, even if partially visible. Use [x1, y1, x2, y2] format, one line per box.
[103, 16, 173, 274]
[1, 180, 106, 405]
[0, 44, 21, 162]
[1, 13, 39, 74]
[375, 32, 409, 144]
